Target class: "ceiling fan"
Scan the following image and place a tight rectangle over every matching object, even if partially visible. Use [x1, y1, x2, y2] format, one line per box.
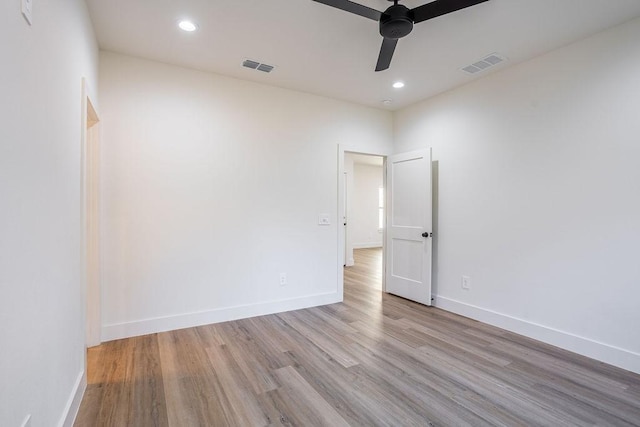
[312, 0, 490, 71]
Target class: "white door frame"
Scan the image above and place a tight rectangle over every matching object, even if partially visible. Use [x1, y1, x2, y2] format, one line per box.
[81, 78, 101, 348]
[337, 145, 389, 299]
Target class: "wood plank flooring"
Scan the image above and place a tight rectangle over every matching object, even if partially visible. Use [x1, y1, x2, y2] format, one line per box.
[75, 248, 640, 426]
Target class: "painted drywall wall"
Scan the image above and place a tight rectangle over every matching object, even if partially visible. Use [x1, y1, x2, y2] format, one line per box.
[395, 17, 640, 373]
[99, 52, 393, 340]
[352, 163, 383, 249]
[0, 1, 99, 426]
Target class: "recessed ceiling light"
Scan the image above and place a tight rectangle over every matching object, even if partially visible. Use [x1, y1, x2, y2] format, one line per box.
[392, 81, 405, 89]
[178, 20, 198, 32]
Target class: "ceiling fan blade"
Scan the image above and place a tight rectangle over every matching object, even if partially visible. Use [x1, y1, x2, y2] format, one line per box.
[375, 38, 398, 72]
[312, 0, 381, 21]
[412, 0, 489, 24]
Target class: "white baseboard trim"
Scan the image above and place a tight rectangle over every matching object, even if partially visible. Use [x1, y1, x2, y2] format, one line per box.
[345, 258, 355, 266]
[435, 295, 640, 375]
[59, 370, 86, 427]
[353, 243, 383, 249]
[102, 291, 342, 342]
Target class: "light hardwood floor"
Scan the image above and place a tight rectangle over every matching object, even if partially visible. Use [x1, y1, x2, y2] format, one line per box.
[76, 248, 640, 426]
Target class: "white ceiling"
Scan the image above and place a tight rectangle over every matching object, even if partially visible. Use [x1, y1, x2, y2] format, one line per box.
[86, 0, 640, 110]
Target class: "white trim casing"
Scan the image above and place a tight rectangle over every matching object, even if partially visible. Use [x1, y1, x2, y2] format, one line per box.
[102, 292, 341, 341]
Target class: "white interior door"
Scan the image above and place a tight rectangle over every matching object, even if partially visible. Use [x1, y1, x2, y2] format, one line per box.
[385, 149, 432, 305]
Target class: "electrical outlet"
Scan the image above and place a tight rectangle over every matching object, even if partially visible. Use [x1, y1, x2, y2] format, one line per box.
[461, 275, 471, 290]
[318, 214, 330, 225]
[279, 273, 287, 286]
[21, 0, 33, 25]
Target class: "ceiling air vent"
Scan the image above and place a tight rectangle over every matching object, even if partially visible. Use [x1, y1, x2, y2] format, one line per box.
[257, 64, 274, 73]
[242, 59, 275, 73]
[461, 53, 507, 75]
[242, 60, 260, 69]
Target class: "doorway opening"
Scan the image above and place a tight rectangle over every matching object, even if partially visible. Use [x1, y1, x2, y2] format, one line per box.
[338, 147, 433, 306]
[344, 153, 385, 266]
[338, 149, 387, 299]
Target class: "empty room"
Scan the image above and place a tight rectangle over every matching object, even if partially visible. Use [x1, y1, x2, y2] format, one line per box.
[2, 0, 640, 426]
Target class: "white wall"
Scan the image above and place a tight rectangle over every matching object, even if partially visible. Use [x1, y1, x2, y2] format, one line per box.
[395, 17, 640, 373]
[99, 52, 393, 340]
[0, 1, 99, 426]
[352, 163, 383, 249]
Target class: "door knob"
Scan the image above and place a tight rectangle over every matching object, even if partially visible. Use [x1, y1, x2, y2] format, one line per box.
[422, 232, 432, 238]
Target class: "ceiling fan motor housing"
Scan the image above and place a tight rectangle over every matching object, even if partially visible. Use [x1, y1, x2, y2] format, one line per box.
[379, 4, 414, 39]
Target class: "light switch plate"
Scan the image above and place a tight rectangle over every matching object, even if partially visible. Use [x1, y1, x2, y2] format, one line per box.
[22, 0, 33, 25]
[318, 214, 330, 225]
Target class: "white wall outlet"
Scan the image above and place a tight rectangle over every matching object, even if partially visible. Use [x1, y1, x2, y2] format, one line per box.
[318, 213, 330, 225]
[279, 273, 287, 286]
[462, 275, 471, 290]
[21, 0, 33, 25]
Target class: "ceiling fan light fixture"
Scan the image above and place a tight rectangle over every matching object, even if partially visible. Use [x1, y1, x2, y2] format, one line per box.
[178, 20, 198, 32]
[379, 4, 413, 39]
[392, 81, 405, 89]
[311, 0, 490, 72]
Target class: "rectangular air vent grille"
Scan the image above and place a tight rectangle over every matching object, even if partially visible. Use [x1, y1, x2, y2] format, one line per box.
[243, 59, 275, 73]
[461, 53, 507, 75]
[242, 60, 260, 69]
[257, 64, 274, 73]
